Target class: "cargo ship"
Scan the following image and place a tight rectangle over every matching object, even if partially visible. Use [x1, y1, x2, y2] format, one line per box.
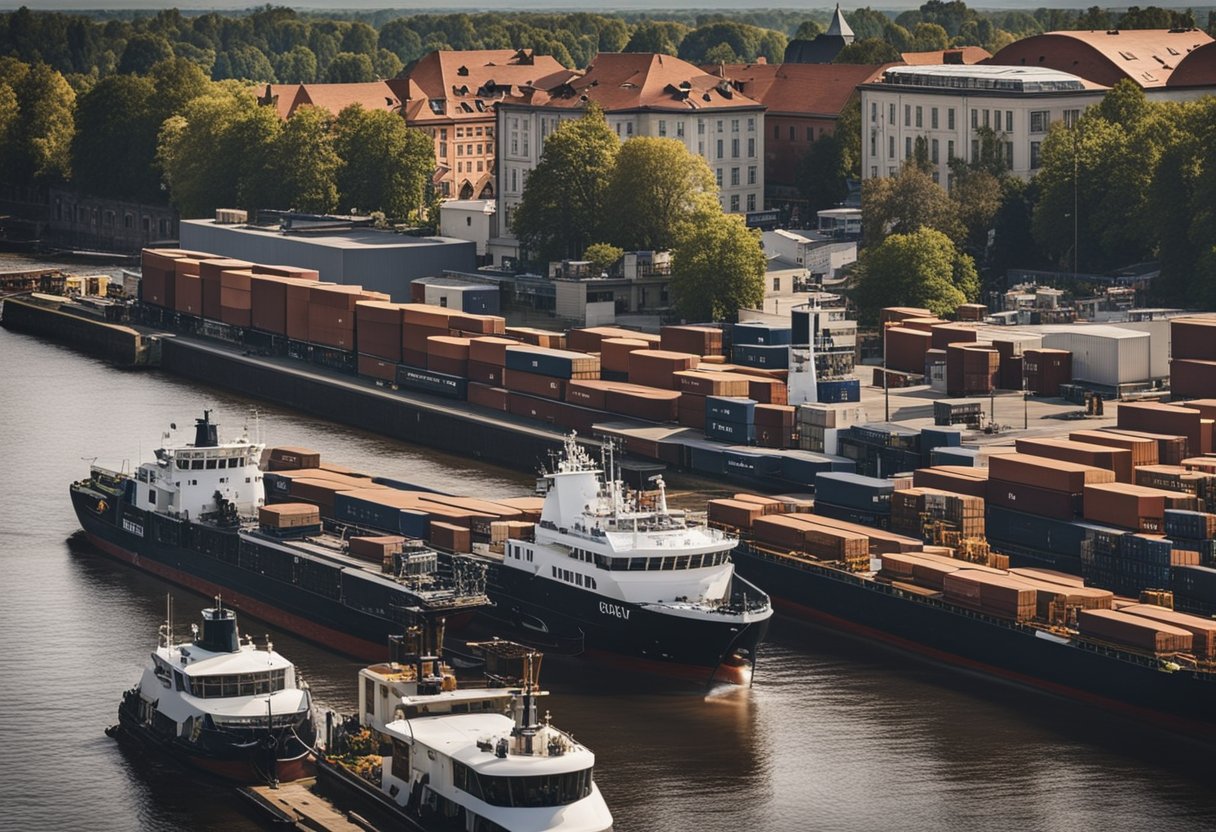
[715, 499, 1216, 739]
[69, 412, 490, 661]
[109, 598, 316, 784]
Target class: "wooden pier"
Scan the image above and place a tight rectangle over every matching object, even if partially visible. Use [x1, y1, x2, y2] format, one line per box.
[239, 778, 376, 831]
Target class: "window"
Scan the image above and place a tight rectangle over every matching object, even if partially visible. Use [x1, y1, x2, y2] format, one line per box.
[1004, 142, 1013, 168]
[1030, 141, 1042, 169]
[888, 135, 895, 159]
[905, 137, 911, 158]
[931, 107, 939, 129]
[715, 168, 723, 187]
[625, 122, 632, 136]
[931, 139, 939, 164]
[732, 119, 739, 132]
[717, 139, 723, 158]
[915, 106, 922, 128]
[888, 166, 896, 176]
[677, 121, 685, 138]
[932, 172, 939, 184]
[698, 119, 705, 135]
[772, 277, 780, 292]
[994, 110, 1001, 131]
[730, 194, 739, 212]
[716, 120, 723, 132]
[871, 165, 878, 178]
[948, 108, 955, 130]
[806, 127, 813, 141]
[1006, 111, 1013, 131]
[788, 125, 795, 140]
[889, 103, 895, 125]
[730, 167, 739, 186]
[439, 142, 448, 157]
[904, 104, 911, 127]
[456, 127, 464, 138]
[658, 119, 667, 137]
[747, 165, 756, 185]
[747, 193, 755, 211]
[747, 118, 755, 131]
[871, 101, 877, 122]
[1030, 111, 1049, 133]
[457, 144, 464, 156]
[983, 109, 990, 128]
[971, 109, 978, 129]
[747, 138, 755, 157]
[731, 138, 739, 157]
[698, 141, 704, 155]
[870, 133, 877, 156]
[1063, 109, 1080, 128]
[948, 140, 955, 160]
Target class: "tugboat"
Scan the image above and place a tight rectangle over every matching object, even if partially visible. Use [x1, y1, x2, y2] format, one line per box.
[110, 598, 316, 784]
[319, 624, 613, 831]
[70, 411, 489, 660]
[477, 434, 772, 687]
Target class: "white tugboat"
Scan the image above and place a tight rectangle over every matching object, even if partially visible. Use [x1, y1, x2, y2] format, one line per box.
[111, 598, 316, 784]
[320, 630, 612, 832]
[479, 434, 772, 686]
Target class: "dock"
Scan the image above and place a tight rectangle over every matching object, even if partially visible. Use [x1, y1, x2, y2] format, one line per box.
[239, 778, 375, 831]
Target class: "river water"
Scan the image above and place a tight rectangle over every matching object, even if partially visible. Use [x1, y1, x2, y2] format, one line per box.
[3, 298, 1216, 832]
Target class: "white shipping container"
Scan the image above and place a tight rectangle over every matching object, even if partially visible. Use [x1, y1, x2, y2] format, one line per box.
[1039, 326, 1151, 386]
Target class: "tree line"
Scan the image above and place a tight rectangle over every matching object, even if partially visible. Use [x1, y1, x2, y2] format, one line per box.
[0, 54, 434, 220]
[511, 105, 766, 322]
[3, 4, 1211, 90]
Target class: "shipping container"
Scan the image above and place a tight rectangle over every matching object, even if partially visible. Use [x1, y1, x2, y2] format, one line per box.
[357, 354, 397, 381]
[884, 326, 932, 374]
[467, 383, 510, 412]
[505, 345, 600, 380]
[732, 322, 793, 347]
[1083, 482, 1175, 532]
[708, 499, 766, 530]
[504, 369, 565, 400]
[989, 454, 1114, 494]
[987, 478, 1081, 520]
[1077, 608, 1193, 654]
[1117, 401, 1208, 457]
[600, 338, 653, 374]
[706, 396, 756, 423]
[1170, 359, 1216, 399]
[468, 336, 518, 367]
[567, 326, 659, 353]
[705, 419, 756, 444]
[1023, 348, 1072, 397]
[1172, 564, 1216, 613]
[675, 370, 753, 397]
[604, 386, 680, 422]
[395, 365, 467, 399]
[1170, 316, 1216, 361]
[253, 264, 319, 281]
[1103, 428, 1190, 466]
[733, 344, 790, 369]
[1068, 430, 1158, 467]
[1013, 437, 1134, 483]
[1121, 604, 1216, 659]
[817, 379, 861, 403]
[1038, 327, 1151, 387]
[814, 471, 893, 512]
[661, 325, 725, 355]
[881, 307, 934, 324]
[931, 323, 978, 350]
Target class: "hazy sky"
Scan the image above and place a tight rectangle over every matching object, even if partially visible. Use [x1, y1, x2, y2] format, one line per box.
[0, 1, 1203, 11]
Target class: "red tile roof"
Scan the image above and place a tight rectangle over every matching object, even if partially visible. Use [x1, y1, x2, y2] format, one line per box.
[258, 82, 399, 119]
[387, 49, 566, 124]
[516, 52, 763, 112]
[990, 29, 1213, 88]
[901, 47, 991, 65]
[710, 62, 893, 116]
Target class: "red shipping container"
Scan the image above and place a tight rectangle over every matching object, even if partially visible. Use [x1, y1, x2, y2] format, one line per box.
[469, 337, 518, 366]
[427, 355, 468, 377]
[505, 369, 565, 400]
[931, 323, 978, 350]
[1171, 316, 1216, 361]
[880, 307, 933, 324]
[173, 272, 202, 315]
[506, 326, 569, 349]
[885, 326, 932, 373]
[285, 281, 318, 342]
[468, 384, 510, 412]
[1172, 359, 1216, 399]
[427, 335, 472, 361]
[254, 264, 319, 281]
[566, 380, 611, 409]
[467, 361, 503, 385]
[911, 466, 989, 499]
[1069, 430, 1158, 467]
[987, 478, 1080, 520]
[1014, 437, 1134, 483]
[402, 303, 455, 329]
[601, 338, 653, 374]
[1023, 348, 1072, 396]
[678, 393, 706, 428]
[1117, 401, 1205, 458]
[509, 392, 562, 423]
[1083, 482, 1175, 531]
[355, 301, 404, 363]
[755, 404, 796, 427]
[989, 454, 1114, 494]
[311, 284, 366, 310]
[628, 350, 700, 390]
[661, 325, 724, 356]
[357, 354, 397, 381]
[675, 370, 752, 397]
[568, 326, 659, 353]
[403, 324, 448, 355]
[603, 387, 680, 422]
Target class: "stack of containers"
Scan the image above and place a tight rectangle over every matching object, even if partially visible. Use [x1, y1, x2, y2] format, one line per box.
[987, 453, 1114, 521]
[1014, 437, 1134, 483]
[661, 325, 724, 356]
[913, 465, 989, 499]
[506, 326, 568, 349]
[308, 285, 370, 350]
[1105, 428, 1190, 466]
[250, 274, 320, 336]
[1117, 401, 1212, 457]
[1169, 316, 1216, 398]
[884, 325, 932, 374]
[813, 471, 894, 529]
[1077, 609, 1193, 654]
[1023, 349, 1072, 396]
[402, 304, 456, 367]
[600, 338, 653, 380]
[254, 264, 320, 281]
[1164, 509, 1216, 568]
[732, 322, 793, 371]
[629, 350, 699, 390]
[505, 345, 601, 404]
[284, 281, 317, 342]
[705, 396, 756, 444]
[1121, 605, 1216, 659]
[140, 249, 212, 308]
[919, 427, 962, 466]
[1069, 430, 1158, 467]
[754, 404, 796, 449]
[567, 326, 658, 353]
[197, 259, 252, 321]
[466, 336, 515, 387]
[602, 383, 680, 422]
[1173, 565, 1216, 614]
[955, 303, 988, 321]
[931, 323, 977, 350]
[1082, 482, 1187, 532]
[838, 423, 921, 477]
[172, 258, 204, 317]
[426, 335, 472, 378]
[675, 370, 751, 429]
[354, 301, 403, 381]
[218, 268, 257, 327]
[943, 571, 1038, 621]
[945, 343, 1000, 396]
[797, 403, 865, 453]
[891, 487, 985, 539]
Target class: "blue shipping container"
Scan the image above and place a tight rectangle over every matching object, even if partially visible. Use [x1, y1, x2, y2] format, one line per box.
[724, 449, 782, 477]
[817, 378, 860, 403]
[334, 492, 431, 538]
[732, 322, 793, 347]
[1164, 509, 1215, 541]
[705, 419, 756, 444]
[504, 346, 584, 379]
[813, 500, 891, 530]
[814, 471, 894, 512]
[396, 365, 468, 399]
[460, 287, 500, 315]
[688, 443, 726, 476]
[779, 451, 839, 485]
[372, 476, 443, 495]
[733, 344, 790, 369]
[920, 427, 963, 450]
[791, 309, 812, 346]
[706, 396, 756, 423]
[930, 447, 978, 467]
[264, 472, 291, 495]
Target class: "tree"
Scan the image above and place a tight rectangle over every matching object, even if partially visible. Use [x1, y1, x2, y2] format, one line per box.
[793, 20, 824, 40]
[949, 167, 1002, 260]
[333, 104, 433, 218]
[512, 105, 619, 264]
[325, 51, 375, 83]
[267, 105, 339, 212]
[158, 83, 281, 217]
[670, 212, 766, 322]
[584, 242, 623, 275]
[862, 164, 961, 246]
[214, 45, 276, 82]
[378, 21, 423, 63]
[605, 137, 718, 252]
[275, 45, 317, 83]
[797, 132, 848, 214]
[834, 38, 902, 64]
[373, 48, 403, 80]
[853, 227, 978, 323]
[70, 73, 158, 199]
[846, 8, 894, 40]
[623, 22, 686, 55]
[5, 62, 75, 184]
[117, 33, 173, 74]
[910, 22, 950, 51]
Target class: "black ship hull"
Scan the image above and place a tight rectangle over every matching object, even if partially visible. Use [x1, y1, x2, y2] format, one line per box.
[70, 485, 475, 661]
[481, 562, 770, 687]
[733, 545, 1216, 738]
[113, 689, 315, 784]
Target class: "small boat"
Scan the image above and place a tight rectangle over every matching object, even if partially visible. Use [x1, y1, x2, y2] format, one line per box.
[110, 597, 317, 785]
[319, 623, 613, 831]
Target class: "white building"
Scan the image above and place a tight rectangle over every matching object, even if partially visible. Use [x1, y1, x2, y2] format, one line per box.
[859, 64, 1107, 186]
[439, 199, 495, 257]
[491, 53, 765, 264]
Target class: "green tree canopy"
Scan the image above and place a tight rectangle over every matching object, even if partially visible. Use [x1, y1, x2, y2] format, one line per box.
[834, 37, 902, 64]
[853, 227, 978, 324]
[325, 51, 375, 83]
[118, 33, 173, 75]
[267, 105, 339, 212]
[275, 45, 317, 83]
[333, 103, 433, 218]
[605, 137, 718, 252]
[793, 20, 824, 39]
[70, 73, 156, 199]
[511, 104, 619, 264]
[623, 21, 686, 55]
[584, 242, 624, 275]
[670, 211, 766, 322]
[796, 132, 848, 214]
[861, 164, 961, 246]
[5, 62, 75, 183]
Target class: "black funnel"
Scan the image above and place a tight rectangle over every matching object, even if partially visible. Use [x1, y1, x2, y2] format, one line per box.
[198, 606, 240, 653]
[194, 410, 219, 447]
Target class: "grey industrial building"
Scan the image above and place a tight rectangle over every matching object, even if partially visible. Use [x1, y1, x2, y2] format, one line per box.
[179, 219, 477, 301]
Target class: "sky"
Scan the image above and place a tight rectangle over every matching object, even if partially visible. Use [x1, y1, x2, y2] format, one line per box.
[0, 1, 1206, 10]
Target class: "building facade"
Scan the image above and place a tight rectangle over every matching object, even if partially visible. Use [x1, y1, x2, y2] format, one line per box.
[859, 65, 1106, 186]
[491, 52, 765, 263]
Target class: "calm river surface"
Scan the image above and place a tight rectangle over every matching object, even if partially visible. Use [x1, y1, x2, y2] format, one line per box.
[2, 289, 1216, 831]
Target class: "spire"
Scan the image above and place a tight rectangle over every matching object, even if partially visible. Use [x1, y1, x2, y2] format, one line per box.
[826, 5, 855, 42]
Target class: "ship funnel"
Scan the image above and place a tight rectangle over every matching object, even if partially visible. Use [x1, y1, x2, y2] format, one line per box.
[194, 410, 219, 447]
[197, 606, 241, 653]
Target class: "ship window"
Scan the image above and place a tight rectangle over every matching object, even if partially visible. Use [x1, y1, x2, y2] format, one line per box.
[690, 554, 704, 569]
[552, 566, 557, 577]
[364, 677, 374, 713]
[177, 460, 188, 470]
[391, 737, 411, 780]
[174, 671, 186, 691]
[675, 555, 690, 570]
[455, 765, 594, 807]
[191, 460, 204, 470]
[629, 558, 645, 571]
[206, 460, 217, 470]
[148, 490, 156, 505]
[575, 573, 583, 586]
